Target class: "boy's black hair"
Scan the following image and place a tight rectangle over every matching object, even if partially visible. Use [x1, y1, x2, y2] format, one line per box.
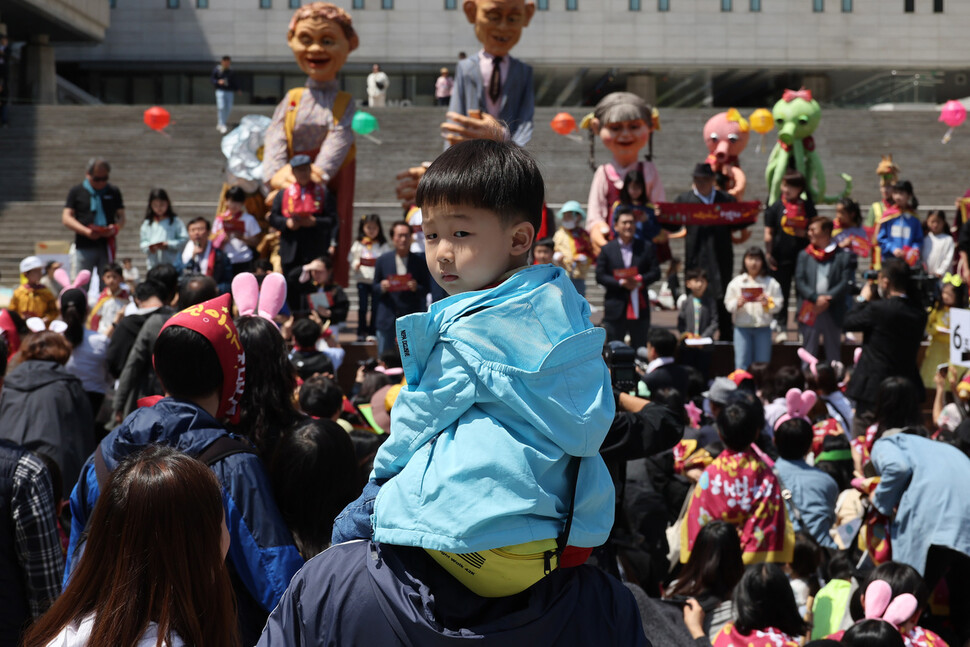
[716, 390, 764, 451]
[781, 170, 806, 191]
[534, 237, 554, 250]
[153, 326, 222, 402]
[299, 375, 344, 419]
[225, 185, 247, 203]
[685, 268, 708, 282]
[146, 263, 179, 303]
[415, 139, 544, 233]
[101, 262, 123, 278]
[134, 279, 167, 303]
[734, 563, 810, 638]
[178, 276, 217, 308]
[765, 365, 804, 402]
[647, 328, 677, 358]
[314, 254, 334, 271]
[773, 418, 814, 460]
[292, 318, 322, 348]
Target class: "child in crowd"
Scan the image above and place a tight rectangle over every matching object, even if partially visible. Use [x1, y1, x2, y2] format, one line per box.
[710, 563, 808, 646]
[139, 188, 188, 270]
[295, 254, 349, 332]
[922, 277, 964, 388]
[682, 391, 794, 565]
[773, 416, 838, 548]
[552, 200, 594, 296]
[833, 198, 870, 258]
[764, 171, 816, 334]
[213, 186, 262, 276]
[87, 262, 130, 335]
[922, 209, 954, 279]
[724, 247, 783, 370]
[678, 268, 719, 378]
[532, 237, 554, 265]
[65, 294, 303, 643]
[333, 140, 615, 597]
[877, 180, 923, 268]
[289, 318, 335, 381]
[9, 256, 58, 323]
[347, 213, 389, 341]
[121, 257, 139, 284]
[786, 534, 821, 618]
[613, 169, 671, 263]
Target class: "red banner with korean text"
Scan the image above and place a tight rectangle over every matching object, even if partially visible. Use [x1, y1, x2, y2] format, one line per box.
[655, 201, 761, 227]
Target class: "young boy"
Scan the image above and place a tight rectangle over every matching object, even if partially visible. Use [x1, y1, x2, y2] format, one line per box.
[88, 262, 130, 335]
[289, 317, 335, 380]
[333, 140, 615, 596]
[9, 256, 58, 323]
[121, 257, 140, 285]
[65, 294, 303, 643]
[292, 254, 350, 330]
[678, 267, 719, 378]
[532, 237, 554, 265]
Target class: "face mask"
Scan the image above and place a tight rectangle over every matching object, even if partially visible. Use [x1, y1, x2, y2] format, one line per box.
[561, 219, 576, 230]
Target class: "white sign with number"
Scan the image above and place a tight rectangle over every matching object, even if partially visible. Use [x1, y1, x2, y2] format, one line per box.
[950, 308, 970, 368]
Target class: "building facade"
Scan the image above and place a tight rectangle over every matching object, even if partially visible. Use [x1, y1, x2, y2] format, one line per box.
[53, 0, 970, 107]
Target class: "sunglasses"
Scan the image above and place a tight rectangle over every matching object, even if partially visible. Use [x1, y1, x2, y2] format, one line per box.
[90, 175, 109, 182]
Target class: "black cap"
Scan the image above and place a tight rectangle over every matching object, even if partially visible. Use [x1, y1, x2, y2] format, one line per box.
[692, 163, 716, 178]
[289, 154, 312, 168]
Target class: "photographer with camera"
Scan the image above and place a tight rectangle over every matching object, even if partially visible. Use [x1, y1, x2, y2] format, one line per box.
[597, 341, 684, 592]
[844, 257, 927, 435]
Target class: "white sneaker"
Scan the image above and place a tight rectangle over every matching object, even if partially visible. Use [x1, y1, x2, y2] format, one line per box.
[217, 124, 227, 134]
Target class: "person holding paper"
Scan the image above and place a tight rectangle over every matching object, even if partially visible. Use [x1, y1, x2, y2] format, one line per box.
[724, 247, 783, 370]
[372, 221, 431, 354]
[594, 208, 660, 350]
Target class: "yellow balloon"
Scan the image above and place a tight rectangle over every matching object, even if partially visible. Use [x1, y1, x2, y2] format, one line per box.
[749, 108, 774, 135]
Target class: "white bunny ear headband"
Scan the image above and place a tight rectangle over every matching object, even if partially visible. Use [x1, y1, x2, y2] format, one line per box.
[52, 268, 91, 298]
[231, 272, 287, 322]
[797, 347, 846, 386]
[26, 318, 68, 335]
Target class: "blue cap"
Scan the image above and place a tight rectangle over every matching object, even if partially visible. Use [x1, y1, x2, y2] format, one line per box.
[289, 154, 312, 168]
[557, 200, 586, 219]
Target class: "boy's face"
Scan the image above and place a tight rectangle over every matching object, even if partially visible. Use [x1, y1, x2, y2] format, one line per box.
[122, 259, 132, 269]
[687, 277, 707, 297]
[464, 0, 534, 58]
[782, 181, 802, 201]
[423, 203, 533, 296]
[227, 199, 245, 215]
[533, 245, 553, 264]
[103, 270, 122, 292]
[24, 268, 42, 285]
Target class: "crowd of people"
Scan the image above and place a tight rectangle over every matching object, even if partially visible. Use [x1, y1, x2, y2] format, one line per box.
[2, 8, 970, 643]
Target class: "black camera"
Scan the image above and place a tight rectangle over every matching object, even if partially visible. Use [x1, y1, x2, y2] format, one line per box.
[862, 270, 879, 281]
[604, 341, 638, 393]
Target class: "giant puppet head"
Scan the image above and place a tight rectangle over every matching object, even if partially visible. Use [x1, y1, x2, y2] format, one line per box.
[588, 92, 657, 168]
[463, 0, 535, 58]
[287, 2, 359, 84]
[703, 109, 750, 168]
[771, 88, 821, 147]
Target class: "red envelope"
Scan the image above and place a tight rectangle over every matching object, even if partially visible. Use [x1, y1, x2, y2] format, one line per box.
[386, 273, 413, 292]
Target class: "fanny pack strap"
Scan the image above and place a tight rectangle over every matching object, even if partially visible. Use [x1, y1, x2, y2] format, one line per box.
[545, 455, 581, 574]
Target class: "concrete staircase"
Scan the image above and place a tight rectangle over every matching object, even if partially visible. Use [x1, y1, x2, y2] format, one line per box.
[1, 103, 967, 288]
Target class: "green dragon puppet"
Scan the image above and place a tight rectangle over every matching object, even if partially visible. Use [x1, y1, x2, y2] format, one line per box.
[765, 88, 852, 204]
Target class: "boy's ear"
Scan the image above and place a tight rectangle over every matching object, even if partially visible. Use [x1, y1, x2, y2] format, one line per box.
[510, 221, 535, 257]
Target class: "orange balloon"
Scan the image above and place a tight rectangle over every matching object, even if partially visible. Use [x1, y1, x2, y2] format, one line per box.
[143, 106, 171, 131]
[550, 112, 576, 136]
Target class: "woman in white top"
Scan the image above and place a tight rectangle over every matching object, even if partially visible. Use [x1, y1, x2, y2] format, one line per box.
[922, 209, 955, 278]
[24, 446, 237, 647]
[724, 246, 784, 370]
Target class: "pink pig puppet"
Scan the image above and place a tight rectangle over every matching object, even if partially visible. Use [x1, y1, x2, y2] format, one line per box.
[703, 109, 751, 201]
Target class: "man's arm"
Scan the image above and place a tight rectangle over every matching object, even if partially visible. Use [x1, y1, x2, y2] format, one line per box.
[639, 243, 661, 286]
[794, 252, 815, 303]
[595, 248, 621, 290]
[62, 207, 93, 239]
[267, 191, 287, 231]
[11, 456, 64, 618]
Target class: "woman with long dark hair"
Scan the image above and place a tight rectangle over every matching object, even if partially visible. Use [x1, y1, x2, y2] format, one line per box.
[60, 288, 111, 418]
[139, 188, 188, 270]
[23, 445, 238, 647]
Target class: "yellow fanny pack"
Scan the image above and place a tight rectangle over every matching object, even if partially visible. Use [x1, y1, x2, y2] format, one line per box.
[426, 539, 560, 598]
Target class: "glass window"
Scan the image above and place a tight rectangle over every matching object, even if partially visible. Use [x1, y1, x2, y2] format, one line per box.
[352, 0, 364, 7]
[904, 0, 914, 11]
[289, 0, 300, 7]
[841, 0, 851, 10]
[537, 0, 549, 9]
[110, 0, 117, 7]
[812, 0, 823, 11]
[381, 0, 393, 8]
[658, 0, 669, 10]
[933, 0, 943, 12]
[445, 0, 457, 7]
[750, 0, 760, 9]
[166, 0, 179, 7]
[566, 0, 577, 9]
[629, 0, 641, 9]
[258, 0, 271, 8]
[721, 0, 731, 10]
[197, 0, 208, 6]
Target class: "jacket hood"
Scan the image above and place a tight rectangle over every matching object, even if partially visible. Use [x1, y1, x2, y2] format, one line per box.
[101, 398, 226, 472]
[4, 360, 80, 392]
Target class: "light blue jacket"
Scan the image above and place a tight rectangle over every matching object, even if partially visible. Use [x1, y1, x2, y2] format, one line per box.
[139, 217, 189, 269]
[871, 431, 970, 574]
[371, 264, 615, 553]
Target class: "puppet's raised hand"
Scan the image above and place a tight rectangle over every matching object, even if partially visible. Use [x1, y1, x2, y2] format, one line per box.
[440, 110, 506, 145]
[395, 163, 431, 206]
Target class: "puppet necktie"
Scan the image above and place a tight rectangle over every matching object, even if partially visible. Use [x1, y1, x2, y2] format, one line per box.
[488, 56, 503, 104]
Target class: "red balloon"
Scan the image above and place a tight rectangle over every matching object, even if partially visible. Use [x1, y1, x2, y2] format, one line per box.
[143, 106, 171, 131]
[550, 112, 576, 136]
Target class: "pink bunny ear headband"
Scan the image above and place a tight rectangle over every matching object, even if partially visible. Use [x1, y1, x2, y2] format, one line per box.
[231, 272, 287, 322]
[52, 268, 91, 298]
[773, 387, 817, 431]
[797, 347, 845, 380]
[26, 318, 68, 335]
[863, 580, 918, 628]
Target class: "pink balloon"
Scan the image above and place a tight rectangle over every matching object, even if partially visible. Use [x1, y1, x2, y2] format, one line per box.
[940, 100, 966, 128]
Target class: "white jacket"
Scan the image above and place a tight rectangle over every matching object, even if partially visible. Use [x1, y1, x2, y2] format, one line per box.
[46, 614, 185, 647]
[724, 273, 784, 328]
